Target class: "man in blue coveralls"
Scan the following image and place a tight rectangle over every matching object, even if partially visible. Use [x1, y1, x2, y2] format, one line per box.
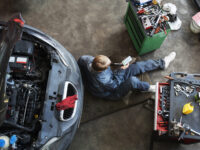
[78, 52, 176, 100]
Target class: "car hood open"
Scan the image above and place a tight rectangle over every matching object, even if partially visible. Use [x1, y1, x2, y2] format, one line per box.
[0, 14, 24, 126]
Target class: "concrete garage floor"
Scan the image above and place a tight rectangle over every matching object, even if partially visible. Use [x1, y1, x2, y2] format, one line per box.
[1, 0, 200, 150]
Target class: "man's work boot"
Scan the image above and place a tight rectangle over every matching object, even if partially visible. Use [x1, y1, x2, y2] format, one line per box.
[163, 52, 176, 69]
[148, 85, 156, 93]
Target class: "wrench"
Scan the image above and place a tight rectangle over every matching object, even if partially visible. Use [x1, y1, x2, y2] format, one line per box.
[174, 85, 189, 97]
[184, 124, 200, 136]
[179, 90, 189, 97]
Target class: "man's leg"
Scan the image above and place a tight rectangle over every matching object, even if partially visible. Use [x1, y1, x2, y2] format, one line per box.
[114, 59, 164, 82]
[124, 52, 176, 78]
[109, 76, 150, 100]
[127, 59, 164, 76]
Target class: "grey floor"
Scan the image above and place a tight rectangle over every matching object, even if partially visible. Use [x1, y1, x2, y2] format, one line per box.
[1, 0, 200, 150]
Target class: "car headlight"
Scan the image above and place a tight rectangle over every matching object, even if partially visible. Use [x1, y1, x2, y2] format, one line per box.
[41, 137, 59, 150]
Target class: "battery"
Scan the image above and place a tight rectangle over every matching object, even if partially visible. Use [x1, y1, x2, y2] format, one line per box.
[13, 40, 34, 56]
[9, 56, 29, 72]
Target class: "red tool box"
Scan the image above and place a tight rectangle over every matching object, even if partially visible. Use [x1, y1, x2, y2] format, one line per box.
[154, 72, 200, 143]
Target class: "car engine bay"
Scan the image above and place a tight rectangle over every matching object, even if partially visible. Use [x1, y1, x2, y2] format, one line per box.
[0, 39, 51, 149]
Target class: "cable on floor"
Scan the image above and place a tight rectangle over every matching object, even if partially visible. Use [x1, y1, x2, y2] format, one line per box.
[80, 98, 154, 125]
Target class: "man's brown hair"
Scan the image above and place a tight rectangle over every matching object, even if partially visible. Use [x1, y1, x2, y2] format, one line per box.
[92, 55, 111, 72]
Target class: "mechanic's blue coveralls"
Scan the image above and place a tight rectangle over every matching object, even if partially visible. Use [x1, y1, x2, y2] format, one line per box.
[78, 55, 165, 100]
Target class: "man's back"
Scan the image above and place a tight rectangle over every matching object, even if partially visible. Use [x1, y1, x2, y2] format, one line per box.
[78, 55, 116, 98]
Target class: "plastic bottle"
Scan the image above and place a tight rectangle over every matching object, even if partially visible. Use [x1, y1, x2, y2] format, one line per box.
[182, 102, 194, 115]
[10, 135, 17, 149]
[190, 20, 200, 34]
[0, 136, 10, 150]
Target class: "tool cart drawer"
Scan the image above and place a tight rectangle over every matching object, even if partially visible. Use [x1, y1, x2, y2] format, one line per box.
[124, 1, 170, 55]
[154, 82, 169, 135]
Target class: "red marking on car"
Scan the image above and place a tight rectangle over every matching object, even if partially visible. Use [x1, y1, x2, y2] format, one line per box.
[16, 61, 27, 64]
[16, 57, 27, 64]
[56, 95, 78, 110]
[13, 18, 24, 27]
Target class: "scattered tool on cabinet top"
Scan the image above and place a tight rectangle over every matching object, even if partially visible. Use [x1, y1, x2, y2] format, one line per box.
[154, 73, 200, 142]
[132, 0, 181, 34]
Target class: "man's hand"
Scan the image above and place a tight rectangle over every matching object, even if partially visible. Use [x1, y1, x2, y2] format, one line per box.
[120, 63, 129, 70]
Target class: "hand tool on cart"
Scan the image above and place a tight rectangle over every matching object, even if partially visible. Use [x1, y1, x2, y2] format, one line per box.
[179, 124, 200, 140]
[154, 26, 161, 34]
[171, 117, 200, 140]
[195, 92, 200, 105]
[150, 14, 162, 36]
[161, 22, 167, 35]
[164, 75, 174, 80]
[137, 8, 146, 14]
[174, 84, 190, 97]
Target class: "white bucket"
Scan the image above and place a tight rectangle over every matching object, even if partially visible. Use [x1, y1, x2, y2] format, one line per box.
[190, 19, 200, 33]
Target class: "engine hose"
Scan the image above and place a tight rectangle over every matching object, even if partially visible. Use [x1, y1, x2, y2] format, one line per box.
[22, 89, 31, 125]
[4, 120, 36, 132]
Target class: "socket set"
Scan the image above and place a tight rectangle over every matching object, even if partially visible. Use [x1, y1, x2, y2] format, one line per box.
[154, 82, 170, 136]
[159, 86, 170, 121]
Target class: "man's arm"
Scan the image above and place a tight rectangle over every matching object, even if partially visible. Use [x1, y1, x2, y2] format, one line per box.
[103, 80, 119, 91]
[78, 55, 94, 67]
[78, 55, 94, 82]
[120, 63, 129, 70]
[96, 75, 119, 92]
[103, 64, 130, 91]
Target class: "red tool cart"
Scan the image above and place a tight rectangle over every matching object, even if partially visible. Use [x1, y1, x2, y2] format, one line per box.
[151, 73, 200, 150]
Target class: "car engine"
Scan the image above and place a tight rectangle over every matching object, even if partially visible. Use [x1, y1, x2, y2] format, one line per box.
[0, 40, 51, 149]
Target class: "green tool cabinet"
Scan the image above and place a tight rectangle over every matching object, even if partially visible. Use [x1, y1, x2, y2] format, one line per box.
[124, 2, 170, 55]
